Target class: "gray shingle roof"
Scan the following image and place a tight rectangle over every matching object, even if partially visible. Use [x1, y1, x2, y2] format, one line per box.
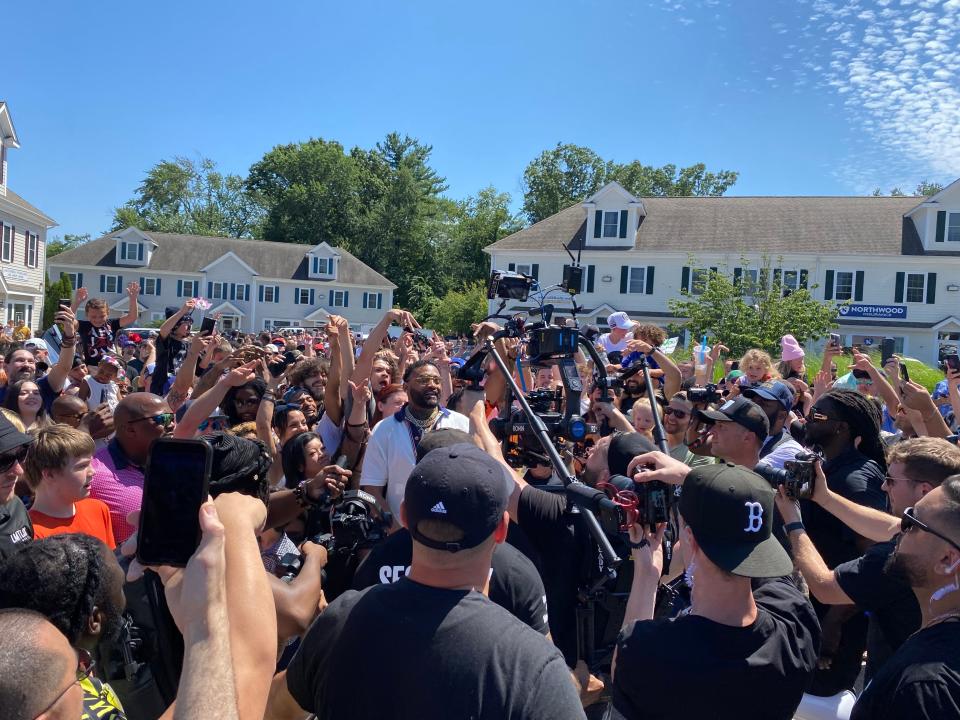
[2, 188, 56, 225]
[485, 196, 924, 256]
[51, 230, 397, 288]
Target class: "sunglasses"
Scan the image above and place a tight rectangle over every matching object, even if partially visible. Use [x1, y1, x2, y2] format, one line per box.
[0, 445, 30, 473]
[663, 407, 689, 419]
[198, 418, 228, 432]
[34, 648, 95, 718]
[901, 506, 960, 554]
[806, 411, 831, 422]
[130, 412, 175, 428]
[234, 397, 261, 408]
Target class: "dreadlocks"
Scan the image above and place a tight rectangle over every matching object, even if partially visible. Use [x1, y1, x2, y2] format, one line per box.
[823, 388, 887, 471]
[0, 534, 113, 646]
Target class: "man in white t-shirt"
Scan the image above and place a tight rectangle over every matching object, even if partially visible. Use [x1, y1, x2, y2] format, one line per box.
[360, 359, 470, 520]
[598, 311, 636, 359]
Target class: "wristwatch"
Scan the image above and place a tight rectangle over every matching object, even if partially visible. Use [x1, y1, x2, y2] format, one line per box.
[783, 521, 805, 534]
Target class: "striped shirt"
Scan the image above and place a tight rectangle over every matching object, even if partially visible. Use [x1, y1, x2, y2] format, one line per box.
[89, 440, 145, 543]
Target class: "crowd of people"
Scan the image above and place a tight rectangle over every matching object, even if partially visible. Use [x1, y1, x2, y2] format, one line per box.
[0, 287, 959, 720]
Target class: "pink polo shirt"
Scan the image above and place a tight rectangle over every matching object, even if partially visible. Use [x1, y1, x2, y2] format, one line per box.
[89, 440, 145, 543]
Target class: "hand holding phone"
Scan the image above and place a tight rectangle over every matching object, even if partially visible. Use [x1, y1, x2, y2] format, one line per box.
[199, 316, 216, 337]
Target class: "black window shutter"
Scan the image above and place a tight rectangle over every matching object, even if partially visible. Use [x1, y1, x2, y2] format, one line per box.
[799, 270, 808, 289]
[310, 289, 315, 305]
[343, 291, 348, 307]
[328, 290, 333, 306]
[294, 288, 300, 305]
[508, 263, 515, 272]
[594, 210, 603, 238]
[259, 285, 264, 302]
[362, 292, 367, 309]
[927, 273, 937, 304]
[207, 282, 213, 298]
[681, 266, 691, 292]
[586, 265, 595, 293]
[824, 270, 834, 300]
[894, 272, 905, 302]
[645, 265, 655, 294]
[117, 275, 123, 290]
[620, 266, 628, 294]
[138, 243, 144, 262]
[77, 273, 83, 290]
[854, 271, 865, 301]
[378, 293, 383, 310]
[100, 275, 105, 293]
[531, 264, 539, 280]
[619, 210, 628, 238]
[139, 277, 144, 292]
[936, 211, 946, 242]
[733, 267, 743, 287]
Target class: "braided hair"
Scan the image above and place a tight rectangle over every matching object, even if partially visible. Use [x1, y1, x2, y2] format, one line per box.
[0, 534, 109, 646]
[822, 388, 887, 471]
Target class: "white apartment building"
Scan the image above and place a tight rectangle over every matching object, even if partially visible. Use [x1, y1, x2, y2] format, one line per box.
[0, 102, 56, 332]
[485, 180, 960, 365]
[48, 227, 396, 333]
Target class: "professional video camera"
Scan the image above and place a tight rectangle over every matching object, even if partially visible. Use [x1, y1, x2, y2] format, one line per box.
[276, 490, 393, 581]
[754, 451, 822, 500]
[687, 383, 722, 404]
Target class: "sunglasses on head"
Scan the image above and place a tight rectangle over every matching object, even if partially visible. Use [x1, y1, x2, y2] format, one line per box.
[806, 410, 831, 422]
[0, 444, 29, 473]
[901, 506, 960, 554]
[663, 407, 689, 419]
[131, 412, 175, 428]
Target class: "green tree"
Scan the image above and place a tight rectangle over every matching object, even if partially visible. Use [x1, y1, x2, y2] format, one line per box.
[113, 157, 263, 237]
[440, 187, 523, 285]
[521, 143, 739, 223]
[43, 273, 74, 329]
[428, 281, 489, 335]
[247, 139, 360, 245]
[46, 233, 91, 258]
[667, 258, 840, 357]
[916, 180, 944, 196]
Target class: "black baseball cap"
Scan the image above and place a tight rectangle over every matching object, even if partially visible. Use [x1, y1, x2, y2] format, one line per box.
[0, 414, 32, 455]
[696, 397, 770, 442]
[404, 443, 510, 553]
[607, 431, 656, 477]
[679, 463, 792, 578]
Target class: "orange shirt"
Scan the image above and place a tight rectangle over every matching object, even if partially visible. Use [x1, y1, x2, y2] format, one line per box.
[29, 498, 117, 548]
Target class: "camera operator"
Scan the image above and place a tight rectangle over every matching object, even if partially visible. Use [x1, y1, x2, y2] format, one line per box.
[850, 475, 960, 719]
[743, 380, 806, 470]
[778, 437, 960, 684]
[281, 444, 585, 720]
[800, 388, 887, 696]
[693, 396, 770, 469]
[612, 461, 820, 720]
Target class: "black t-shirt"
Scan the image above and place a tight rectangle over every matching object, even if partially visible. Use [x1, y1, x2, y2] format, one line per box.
[78, 319, 123, 365]
[834, 538, 921, 678]
[351, 528, 549, 635]
[852, 619, 960, 720]
[150, 333, 188, 396]
[0, 497, 33, 560]
[612, 578, 820, 720]
[286, 577, 585, 720]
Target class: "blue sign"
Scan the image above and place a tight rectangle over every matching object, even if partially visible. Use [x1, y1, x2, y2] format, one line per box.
[837, 304, 908, 320]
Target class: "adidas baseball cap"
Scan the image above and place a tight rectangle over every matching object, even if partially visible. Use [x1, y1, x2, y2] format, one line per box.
[404, 443, 510, 553]
[679, 463, 792, 578]
[695, 396, 770, 443]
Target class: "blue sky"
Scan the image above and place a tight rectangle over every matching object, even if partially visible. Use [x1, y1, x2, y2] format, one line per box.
[5, 0, 959, 238]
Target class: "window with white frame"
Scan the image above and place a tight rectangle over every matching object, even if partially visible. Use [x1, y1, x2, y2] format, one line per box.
[120, 241, 144, 262]
[602, 211, 619, 238]
[740, 268, 761, 295]
[142, 278, 159, 296]
[834, 271, 855, 301]
[151, 312, 164, 322]
[515, 263, 532, 276]
[263, 286, 278, 303]
[331, 291, 346, 307]
[179, 280, 199, 298]
[104, 276, 121, 294]
[905, 273, 926, 303]
[363, 292, 382, 309]
[627, 267, 646, 294]
[210, 282, 226, 300]
[1, 224, 11, 262]
[296, 288, 311, 304]
[26, 233, 38, 268]
[312, 256, 334, 275]
[781, 269, 800, 293]
[65, 273, 83, 291]
[691, 269, 709, 295]
[949, 213, 960, 242]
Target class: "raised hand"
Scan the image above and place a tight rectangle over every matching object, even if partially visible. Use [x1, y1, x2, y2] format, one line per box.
[127, 282, 141, 298]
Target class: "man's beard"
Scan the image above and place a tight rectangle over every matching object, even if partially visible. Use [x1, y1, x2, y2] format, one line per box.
[12, 368, 35, 383]
[408, 386, 439, 410]
[884, 543, 927, 589]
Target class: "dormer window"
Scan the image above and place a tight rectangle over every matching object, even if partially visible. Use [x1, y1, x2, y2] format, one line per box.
[602, 211, 620, 238]
[949, 213, 960, 242]
[119, 241, 144, 263]
[312, 257, 334, 275]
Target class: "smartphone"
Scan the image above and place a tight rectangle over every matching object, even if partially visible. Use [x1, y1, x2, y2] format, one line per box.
[58, 298, 71, 310]
[137, 438, 213, 567]
[199, 316, 216, 337]
[899, 362, 910, 383]
[852, 368, 871, 380]
[881, 337, 895, 366]
[946, 355, 960, 374]
[730, 361, 740, 372]
[829, 333, 840, 349]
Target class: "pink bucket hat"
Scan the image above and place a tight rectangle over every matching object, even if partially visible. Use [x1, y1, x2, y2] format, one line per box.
[780, 334, 805, 361]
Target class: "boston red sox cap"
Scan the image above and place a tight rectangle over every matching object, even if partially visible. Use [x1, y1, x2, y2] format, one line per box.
[404, 443, 510, 553]
[679, 463, 792, 578]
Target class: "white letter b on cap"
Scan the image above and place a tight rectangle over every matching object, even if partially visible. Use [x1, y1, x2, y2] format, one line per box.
[744, 502, 764, 533]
